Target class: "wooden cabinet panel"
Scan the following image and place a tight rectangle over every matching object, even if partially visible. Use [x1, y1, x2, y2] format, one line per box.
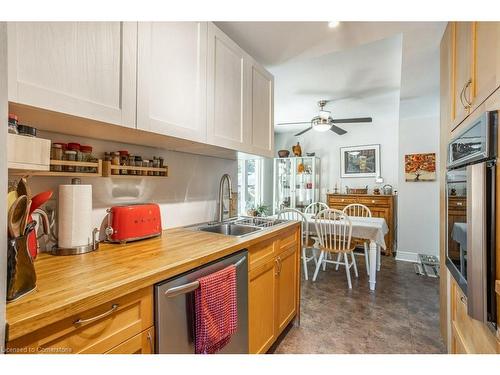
[106, 327, 154, 354]
[251, 62, 274, 157]
[8, 22, 137, 128]
[248, 238, 275, 271]
[472, 22, 500, 110]
[248, 260, 277, 354]
[276, 245, 298, 334]
[136, 22, 207, 142]
[7, 287, 153, 354]
[207, 23, 251, 152]
[442, 23, 454, 135]
[452, 22, 473, 128]
[326, 194, 396, 256]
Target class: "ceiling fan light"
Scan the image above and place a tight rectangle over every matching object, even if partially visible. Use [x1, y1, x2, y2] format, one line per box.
[313, 123, 331, 132]
[319, 110, 330, 120]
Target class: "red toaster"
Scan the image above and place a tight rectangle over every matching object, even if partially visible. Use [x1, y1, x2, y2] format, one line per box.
[105, 204, 162, 243]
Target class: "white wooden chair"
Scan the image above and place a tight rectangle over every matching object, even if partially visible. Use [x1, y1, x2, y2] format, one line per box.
[312, 209, 358, 289]
[304, 201, 329, 216]
[277, 208, 317, 281]
[342, 203, 373, 275]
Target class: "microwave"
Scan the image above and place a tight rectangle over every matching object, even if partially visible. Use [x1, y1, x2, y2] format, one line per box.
[446, 110, 497, 331]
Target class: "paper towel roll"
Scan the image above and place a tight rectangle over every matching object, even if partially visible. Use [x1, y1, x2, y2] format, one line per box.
[58, 184, 93, 248]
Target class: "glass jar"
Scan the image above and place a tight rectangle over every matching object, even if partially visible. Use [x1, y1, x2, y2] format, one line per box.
[111, 152, 120, 175]
[64, 150, 77, 172]
[135, 156, 143, 172]
[148, 159, 154, 176]
[118, 151, 129, 175]
[8, 114, 18, 134]
[142, 160, 149, 176]
[158, 156, 165, 176]
[67, 143, 81, 172]
[80, 146, 93, 173]
[152, 157, 160, 176]
[51, 143, 64, 171]
[104, 152, 111, 162]
[128, 154, 136, 175]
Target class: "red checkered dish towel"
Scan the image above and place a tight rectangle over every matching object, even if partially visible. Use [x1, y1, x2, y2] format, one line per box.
[194, 264, 238, 354]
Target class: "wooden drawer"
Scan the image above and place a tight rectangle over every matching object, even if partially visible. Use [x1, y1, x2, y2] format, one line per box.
[277, 229, 297, 254]
[7, 287, 153, 354]
[357, 196, 390, 207]
[106, 327, 154, 354]
[248, 238, 275, 271]
[448, 197, 466, 211]
[328, 196, 357, 206]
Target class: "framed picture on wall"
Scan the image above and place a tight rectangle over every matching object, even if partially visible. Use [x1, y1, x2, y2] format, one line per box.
[340, 144, 381, 178]
[404, 152, 436, 182]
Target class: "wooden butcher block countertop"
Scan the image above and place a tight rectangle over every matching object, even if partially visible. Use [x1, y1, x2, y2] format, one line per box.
[6, 222, 299, 342]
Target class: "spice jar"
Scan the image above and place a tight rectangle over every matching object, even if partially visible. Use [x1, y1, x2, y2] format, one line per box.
[8, 114, 18, 134]
[64, 150, 77, 172]
[118, 151, 129, 175]
[104, 152, 111, 162]
[128, 154, 136, 175]
[148, 159, 154, 176]
[111, 152, 120, 175]
[159, 156, 165, 176]
[135, 156, 143, 172]
[67, 143, 82, 171]
[152, 157, 160, 176]
[51, 143, 64, 171]
[80, 146, 94, 173]
[142, 160, 149, 176]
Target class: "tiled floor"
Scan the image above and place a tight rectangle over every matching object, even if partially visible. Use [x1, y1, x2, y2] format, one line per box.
[271, 253, 446, 354]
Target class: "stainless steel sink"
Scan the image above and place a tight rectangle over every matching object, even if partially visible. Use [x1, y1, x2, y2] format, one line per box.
[186, 216, 287, 237]
[197, 223, 262, 236]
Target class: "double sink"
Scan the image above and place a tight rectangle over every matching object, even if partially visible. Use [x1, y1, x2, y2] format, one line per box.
[187, 216, 286, 237]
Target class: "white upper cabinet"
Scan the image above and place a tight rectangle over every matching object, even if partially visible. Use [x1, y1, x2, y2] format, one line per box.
[136, 22, 207, 142]
[8, 22, 137, 128]
[206, 23, 252, 152]
[251, 62, 274, 157]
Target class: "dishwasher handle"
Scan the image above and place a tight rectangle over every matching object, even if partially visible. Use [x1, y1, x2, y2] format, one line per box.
[164, 255, 246, 298]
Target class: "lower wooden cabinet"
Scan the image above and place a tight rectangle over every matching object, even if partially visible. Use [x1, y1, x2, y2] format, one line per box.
[7, 287, 153, 354]
[248, 226, 301, 354]
[450, 278, 498, 354]
[106, 327, 155, 354]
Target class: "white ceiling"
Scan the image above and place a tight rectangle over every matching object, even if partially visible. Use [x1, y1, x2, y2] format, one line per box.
[216, 21, 446, 132]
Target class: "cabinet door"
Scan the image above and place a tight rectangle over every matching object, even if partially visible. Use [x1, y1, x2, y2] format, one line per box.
[207, 23, 252, 152]
[8, 22, 137, 128]
[472, 22, 500, 109]
[276, 245, 298, 334]
[251, 62, 274, 157]
[248, 259, 277, 354]
[106, 327, 155, 354]
[137, 22, 207, 142]
[452, 22, 473, 128]
[441, 23, 454, 134]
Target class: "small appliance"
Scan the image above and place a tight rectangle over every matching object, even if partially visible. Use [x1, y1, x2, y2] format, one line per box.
[105, 203, 162, 244]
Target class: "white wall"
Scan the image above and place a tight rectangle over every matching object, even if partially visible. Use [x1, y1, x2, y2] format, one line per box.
[275, 90, 401, 202]
[0, 22, 7, 350]
[9, 130, 237, 250]
[396, 102, 440, 261]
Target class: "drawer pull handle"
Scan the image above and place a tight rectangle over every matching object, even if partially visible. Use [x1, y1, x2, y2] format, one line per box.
[147, 331, 154, 353]
[456, 202, 463, 206]
[371, 200, 375, 203]
[74, 304, 119, 326]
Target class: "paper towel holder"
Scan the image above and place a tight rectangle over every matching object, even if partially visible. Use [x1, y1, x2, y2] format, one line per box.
[49, 228, 100, 256]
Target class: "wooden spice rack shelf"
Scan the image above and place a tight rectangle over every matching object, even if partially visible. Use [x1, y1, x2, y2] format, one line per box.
[10, 159, 103, 177]
[102, 161, 168, 178]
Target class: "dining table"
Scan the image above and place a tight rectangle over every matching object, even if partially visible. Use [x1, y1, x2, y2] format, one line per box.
[302, 213, 389, 291]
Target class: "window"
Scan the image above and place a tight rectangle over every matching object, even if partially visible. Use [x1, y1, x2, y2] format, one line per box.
[238, 159, 263, 214]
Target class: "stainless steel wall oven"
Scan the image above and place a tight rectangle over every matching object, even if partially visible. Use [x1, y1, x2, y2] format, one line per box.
[446, 110, 497, 331]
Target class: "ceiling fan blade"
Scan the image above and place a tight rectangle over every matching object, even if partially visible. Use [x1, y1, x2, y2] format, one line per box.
[276, 121, 311, 126]
[331, 117, 372, 123]
[329, 124, 347, 135]
[294, 127, 313, 136]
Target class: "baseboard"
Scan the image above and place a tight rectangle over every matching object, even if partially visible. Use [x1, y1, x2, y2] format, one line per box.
[395, 251, 419, 262]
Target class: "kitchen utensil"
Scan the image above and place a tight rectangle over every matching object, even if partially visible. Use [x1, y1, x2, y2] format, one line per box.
[105, 204, 162, 244]
[8, 195, 28, 238]
[21, 200, 32, 236]
[382, 184, 393, 195]
[7, 222, 37, 302]
[29, 190, 53, 214]
[7, 190, 18, 212]
[278, 150, 290, 158]
[17, 177, 31, 200]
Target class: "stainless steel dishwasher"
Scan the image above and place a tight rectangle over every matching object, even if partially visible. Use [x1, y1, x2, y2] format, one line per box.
[155, 250, 248, 354]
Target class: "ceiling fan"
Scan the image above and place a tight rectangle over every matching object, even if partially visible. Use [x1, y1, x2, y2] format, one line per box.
[276, 100, 373, 136]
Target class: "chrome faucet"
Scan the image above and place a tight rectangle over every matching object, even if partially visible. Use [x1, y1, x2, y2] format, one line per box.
[218, 174, 233, 222]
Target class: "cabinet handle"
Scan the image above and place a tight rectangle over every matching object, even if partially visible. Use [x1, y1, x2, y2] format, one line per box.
[456, 202, 463, 206]
[460, 295, 466, 305]
[74, 304, 119, 326]
[459, 83, 467, 109]
[147, 331, 154, 353]
[464, 79, 472, 107]
[371, 200, 375, 203]
[275, 258, 280, 276]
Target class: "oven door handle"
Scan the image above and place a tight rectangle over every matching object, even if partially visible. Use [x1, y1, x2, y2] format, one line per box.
[164, 256, 246, 298]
